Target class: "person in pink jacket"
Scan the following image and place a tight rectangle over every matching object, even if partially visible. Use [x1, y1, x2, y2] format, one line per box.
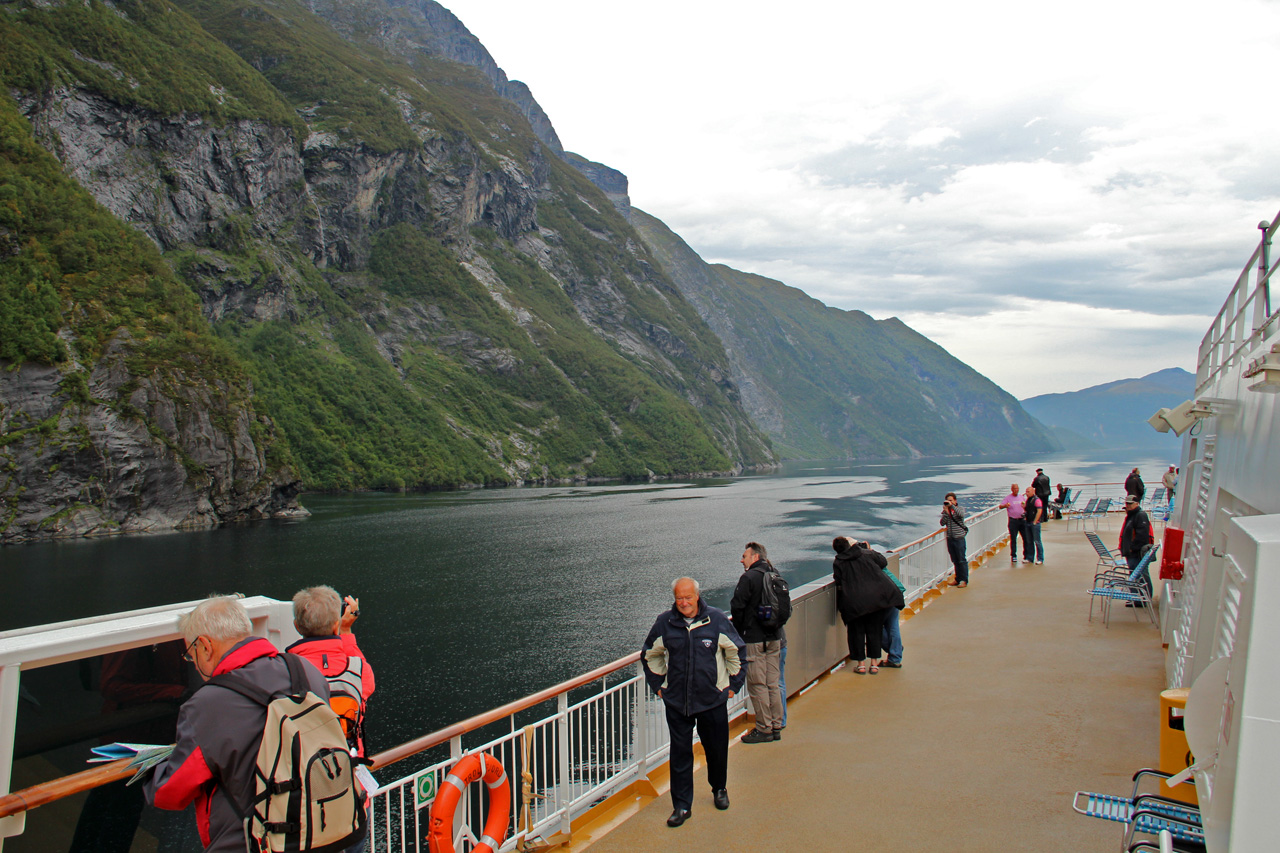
[286, 586, 377, 757]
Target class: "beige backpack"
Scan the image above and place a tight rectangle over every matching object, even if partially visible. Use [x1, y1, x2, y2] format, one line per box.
[210, 653, 368, 852]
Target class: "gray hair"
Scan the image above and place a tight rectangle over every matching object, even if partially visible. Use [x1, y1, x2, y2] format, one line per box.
[293, 585, 342, 637]
[180, 594, 252, 645]
[672, 577, 701, 596]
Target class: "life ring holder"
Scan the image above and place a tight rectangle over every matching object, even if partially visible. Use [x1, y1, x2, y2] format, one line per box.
[427, 751, 511, 853]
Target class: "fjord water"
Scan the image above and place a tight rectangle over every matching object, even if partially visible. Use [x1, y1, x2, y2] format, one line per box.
[0, 452, 1173, 752]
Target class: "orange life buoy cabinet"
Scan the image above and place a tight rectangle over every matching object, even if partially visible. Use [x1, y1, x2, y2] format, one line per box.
[427, 752, 511, 853]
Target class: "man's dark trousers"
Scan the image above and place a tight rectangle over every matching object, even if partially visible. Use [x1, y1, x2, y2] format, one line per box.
[665, 702, 729, 810]
[1126, 552, 1153, 598]
[1008, 518, 1027, 561]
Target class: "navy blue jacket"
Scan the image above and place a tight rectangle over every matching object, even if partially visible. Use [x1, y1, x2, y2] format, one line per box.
[641, 600, 746, 716]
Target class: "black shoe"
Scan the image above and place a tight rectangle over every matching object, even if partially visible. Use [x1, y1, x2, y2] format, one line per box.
[740, 728, 773, 744]
[713, 789, 730, 810]
[667, 808, 691, 827]
[772, 729, 782, 741]
[880, 660, 903, 668]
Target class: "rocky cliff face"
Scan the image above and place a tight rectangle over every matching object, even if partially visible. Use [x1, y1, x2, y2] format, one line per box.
[1, 0, 773, 541]
[0, 353, 301, 544]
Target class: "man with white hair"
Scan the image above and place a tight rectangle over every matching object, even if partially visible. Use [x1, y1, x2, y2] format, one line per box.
[286, 586, 376, 757]
[642, 577, 745, 828]
[145, 594, 331, 852]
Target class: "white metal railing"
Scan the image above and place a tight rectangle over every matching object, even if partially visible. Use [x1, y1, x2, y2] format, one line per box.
[1197, 211, 1279, 393]
[365, 668, 748, 852]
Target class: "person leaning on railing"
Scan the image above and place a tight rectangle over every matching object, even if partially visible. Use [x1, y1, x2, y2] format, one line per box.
[144, 595, 333, 852]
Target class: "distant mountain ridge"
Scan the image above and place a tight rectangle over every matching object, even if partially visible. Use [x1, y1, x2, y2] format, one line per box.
[1021, 368, 1195, 450]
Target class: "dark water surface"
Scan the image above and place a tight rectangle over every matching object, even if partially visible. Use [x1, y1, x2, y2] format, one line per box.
[0, 452, 1174, 753]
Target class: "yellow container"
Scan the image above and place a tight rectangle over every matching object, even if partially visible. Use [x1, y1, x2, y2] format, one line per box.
[1159, 688, 1198, 805]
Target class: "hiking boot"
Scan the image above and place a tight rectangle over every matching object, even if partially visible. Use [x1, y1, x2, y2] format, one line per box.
[741, 728, 773, 744]
[772, 728, 782, 741]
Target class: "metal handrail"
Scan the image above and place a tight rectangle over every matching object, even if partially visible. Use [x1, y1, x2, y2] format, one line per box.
[369, 651, 639, 769]
[1196, 210, 1280, 393]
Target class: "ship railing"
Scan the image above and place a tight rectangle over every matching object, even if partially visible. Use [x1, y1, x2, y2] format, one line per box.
[1197, 209, 1280, 393]
[363, 660, 702, 853]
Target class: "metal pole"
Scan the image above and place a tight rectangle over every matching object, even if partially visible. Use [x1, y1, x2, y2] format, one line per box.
[1258, 220, 1273, 327]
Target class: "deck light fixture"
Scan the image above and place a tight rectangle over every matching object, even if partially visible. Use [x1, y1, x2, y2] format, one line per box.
[1148, 399, 1216, 436]
[1243, 344, 1280, 393]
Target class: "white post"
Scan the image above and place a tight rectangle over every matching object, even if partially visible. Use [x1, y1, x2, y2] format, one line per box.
[0, 664, 24, 849]
[557, 694, 571, 836]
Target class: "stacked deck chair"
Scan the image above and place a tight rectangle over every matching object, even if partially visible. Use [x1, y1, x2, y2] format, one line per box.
[1087, 545, 1159, 626]
[1072, 769, 1203, 851]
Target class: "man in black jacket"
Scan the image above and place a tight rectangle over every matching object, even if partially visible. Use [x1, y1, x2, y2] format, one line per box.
[730, 542, 784, 745]
[1125, 468, 1146, 503]
[642, 577, 746, 827]
[1119, 495, 1154, 602]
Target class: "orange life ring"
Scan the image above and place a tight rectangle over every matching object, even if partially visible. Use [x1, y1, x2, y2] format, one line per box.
[427, 752, 511, 853]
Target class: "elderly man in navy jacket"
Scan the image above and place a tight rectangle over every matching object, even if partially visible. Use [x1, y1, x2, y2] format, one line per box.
[642, 577, 746, 828]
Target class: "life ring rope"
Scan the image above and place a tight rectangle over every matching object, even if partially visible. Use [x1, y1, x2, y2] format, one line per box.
[428, 751, 511, 853]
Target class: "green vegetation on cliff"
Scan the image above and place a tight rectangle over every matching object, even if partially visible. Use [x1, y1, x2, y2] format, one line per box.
[0, 92, 237, 377]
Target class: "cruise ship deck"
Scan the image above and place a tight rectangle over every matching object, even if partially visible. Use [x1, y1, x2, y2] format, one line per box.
[573, 518, 1169, 851]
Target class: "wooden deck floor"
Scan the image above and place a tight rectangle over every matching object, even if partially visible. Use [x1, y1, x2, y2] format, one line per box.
[574, 518, 1168, 852]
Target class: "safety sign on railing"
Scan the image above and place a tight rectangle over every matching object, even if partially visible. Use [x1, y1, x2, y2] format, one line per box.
[415, 774, 436, 810]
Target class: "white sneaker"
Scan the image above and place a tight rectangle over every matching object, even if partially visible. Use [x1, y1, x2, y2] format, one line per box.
[1035, 560, 1044, 565]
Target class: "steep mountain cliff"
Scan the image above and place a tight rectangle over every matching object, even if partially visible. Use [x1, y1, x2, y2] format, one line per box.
[1, 0, 772, 541]
[630, 209, 1057, 458]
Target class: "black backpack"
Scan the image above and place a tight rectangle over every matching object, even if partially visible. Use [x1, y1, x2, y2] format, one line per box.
[755, 562, 792, 631]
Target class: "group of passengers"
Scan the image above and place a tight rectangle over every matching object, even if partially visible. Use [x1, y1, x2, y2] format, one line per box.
[641, 536, 909, 828]
[143, 589, 375, 853]
[998, 467, 1054, 567]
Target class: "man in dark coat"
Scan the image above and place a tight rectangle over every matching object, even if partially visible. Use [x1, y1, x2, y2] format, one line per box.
[1033, 468, 1052, 515]
[642, 577, 746, 828]
[730, 542, 783, 744]
[1125, 468, 1146, 503]
[832, 538, 904, 673]
[1119, 494, 1154, 602]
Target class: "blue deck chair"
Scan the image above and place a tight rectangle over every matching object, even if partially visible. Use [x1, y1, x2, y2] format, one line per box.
[1087, 545, 1158, 626]
[1073, 769, 1202, 851]
[1085, 531, 1127, 573]
[1067, 497, 1100, 531]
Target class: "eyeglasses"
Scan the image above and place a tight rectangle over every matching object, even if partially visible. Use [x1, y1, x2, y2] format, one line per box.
[182, 637, 200, 663]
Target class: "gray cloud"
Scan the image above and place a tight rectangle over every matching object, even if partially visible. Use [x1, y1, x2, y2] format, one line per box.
[799, 100, 1101, 197]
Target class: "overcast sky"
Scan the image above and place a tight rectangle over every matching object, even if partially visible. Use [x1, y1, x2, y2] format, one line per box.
[438, 0, 1280, 398]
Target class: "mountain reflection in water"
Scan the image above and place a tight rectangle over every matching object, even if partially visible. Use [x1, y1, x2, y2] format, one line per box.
[0, 452, 1174, 751]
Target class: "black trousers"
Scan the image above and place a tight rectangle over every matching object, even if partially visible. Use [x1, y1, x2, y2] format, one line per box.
[665, 701, 729, 810]
[1008, 517, 1027, 560]
[846, 611, 884, 661]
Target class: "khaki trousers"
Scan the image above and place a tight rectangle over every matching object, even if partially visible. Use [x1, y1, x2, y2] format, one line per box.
[745, 640, 783, 731]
